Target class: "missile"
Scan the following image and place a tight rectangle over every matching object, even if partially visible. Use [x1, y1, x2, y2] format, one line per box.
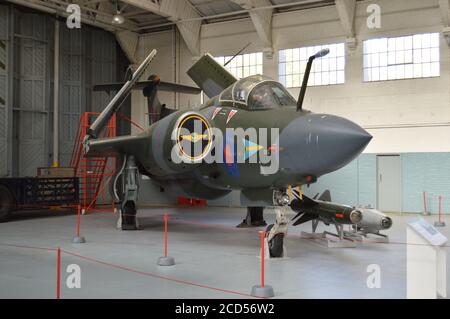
[352, 207, 392, 235]
[291, 190, 393, 237]
[290, 190, 363, 226]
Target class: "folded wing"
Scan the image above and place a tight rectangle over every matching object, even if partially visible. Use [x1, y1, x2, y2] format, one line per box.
[187, 53, 238, 98]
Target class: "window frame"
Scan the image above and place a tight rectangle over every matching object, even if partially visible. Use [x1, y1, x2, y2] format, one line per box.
[362, 32, 440, 82]
[278, 42, 346, 88]
[215, 52, 264, 79]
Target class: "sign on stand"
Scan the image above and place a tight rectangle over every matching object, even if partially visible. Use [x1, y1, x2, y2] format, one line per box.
[407, 218, 447, 299]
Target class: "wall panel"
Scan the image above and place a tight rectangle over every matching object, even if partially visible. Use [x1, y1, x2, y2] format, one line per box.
[0, 5, 8, 177]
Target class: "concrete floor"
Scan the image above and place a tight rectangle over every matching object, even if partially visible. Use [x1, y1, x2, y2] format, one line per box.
[0, 206, 448, 299]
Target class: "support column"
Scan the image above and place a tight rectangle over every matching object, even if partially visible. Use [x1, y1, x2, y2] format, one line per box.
[52, 19, 60, 167]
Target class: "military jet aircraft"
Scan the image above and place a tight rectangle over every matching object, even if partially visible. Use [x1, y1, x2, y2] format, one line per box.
[85, 48, 372, 256]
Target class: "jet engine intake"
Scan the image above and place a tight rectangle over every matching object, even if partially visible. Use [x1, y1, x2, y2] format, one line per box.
[143, 111, 213, 176]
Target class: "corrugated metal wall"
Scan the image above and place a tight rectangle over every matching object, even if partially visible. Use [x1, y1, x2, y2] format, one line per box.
[60, 25, 83, 166]
[13, 11, 51, 177]
[90, 30, 116, 113]
[60, 27, 117, 165]
[0, 5, 9, 177]
[0, 5, 118, 177]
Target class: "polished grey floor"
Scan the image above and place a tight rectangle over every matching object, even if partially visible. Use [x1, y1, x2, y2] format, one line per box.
[0, 207, 448, 299]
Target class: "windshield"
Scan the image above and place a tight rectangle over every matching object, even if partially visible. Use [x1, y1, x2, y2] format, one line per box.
[248, 82, 296, 110]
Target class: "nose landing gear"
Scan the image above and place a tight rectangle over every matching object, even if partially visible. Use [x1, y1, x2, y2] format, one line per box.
[265, 208, 289, 258]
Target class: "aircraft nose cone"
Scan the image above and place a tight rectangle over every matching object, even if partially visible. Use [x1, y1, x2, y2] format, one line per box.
[280, 114, 372, 176]
[315, 114, 372, 171]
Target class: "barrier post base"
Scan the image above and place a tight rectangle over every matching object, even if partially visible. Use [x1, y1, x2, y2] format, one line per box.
[251, 285, 274, 298]
[434, 221, 446, 227]
[157, 256, 175, 266]
[72, 236, 86, 244]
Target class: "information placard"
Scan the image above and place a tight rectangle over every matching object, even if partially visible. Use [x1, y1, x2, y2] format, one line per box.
[408, 218, 447, 246]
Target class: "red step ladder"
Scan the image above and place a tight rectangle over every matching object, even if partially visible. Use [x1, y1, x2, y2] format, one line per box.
[70, 112, 117, 213]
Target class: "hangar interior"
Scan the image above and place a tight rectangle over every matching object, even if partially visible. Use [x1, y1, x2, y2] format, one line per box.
[0, 0, 449, 299]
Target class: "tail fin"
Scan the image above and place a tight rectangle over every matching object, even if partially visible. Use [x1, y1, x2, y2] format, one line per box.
[292, 213, 317, 226]
[290, 194, 317, 211]
[300, 194, 318, 207]
[187, 53, 238, 98]
[143, 75, 162, 125]
[318, 190, 331, 202]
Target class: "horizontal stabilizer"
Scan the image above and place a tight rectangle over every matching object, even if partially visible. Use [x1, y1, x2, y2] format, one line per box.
[187, 53, 238, 98]
[85, 135, 148, 158]
[88, 49, 157, 139]
[93, 81, 201, 95]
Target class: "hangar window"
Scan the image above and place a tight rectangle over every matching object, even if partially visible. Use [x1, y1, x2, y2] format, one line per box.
[363, 33, 440, 82]
[215, 52, 263, 79]
[278, 43, 346, 88]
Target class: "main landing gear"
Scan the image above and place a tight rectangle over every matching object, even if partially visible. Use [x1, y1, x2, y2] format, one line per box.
[116, 155, 140, 230]
[236, 207, 267, 228]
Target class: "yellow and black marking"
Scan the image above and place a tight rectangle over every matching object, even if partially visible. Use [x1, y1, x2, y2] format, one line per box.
[176, 114, 212, 161]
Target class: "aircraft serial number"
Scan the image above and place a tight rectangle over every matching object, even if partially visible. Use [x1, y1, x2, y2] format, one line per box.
[218, 303, 275, 315]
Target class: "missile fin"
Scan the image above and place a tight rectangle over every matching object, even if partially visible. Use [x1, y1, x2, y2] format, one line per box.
[318, 190, 331, 202]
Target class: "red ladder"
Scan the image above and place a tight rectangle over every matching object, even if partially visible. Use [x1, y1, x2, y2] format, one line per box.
[70, 112, 116, 213]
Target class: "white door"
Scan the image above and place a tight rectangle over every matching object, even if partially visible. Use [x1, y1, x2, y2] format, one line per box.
[377, 155, 402, 213]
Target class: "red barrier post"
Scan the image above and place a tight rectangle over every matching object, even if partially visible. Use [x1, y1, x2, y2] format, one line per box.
[439, 195, 442, 223]
[434, 195, 446, 227]
[423, 192, 428, 214]
[56, 246, 61, 299]
[157, 213, 175, 266]
[250, 231, 274, 297]
[261, 231, 265, 288]
[72, 204, 86, 243]
[164, 213, 168, 258]
[76, 204, 81, 237]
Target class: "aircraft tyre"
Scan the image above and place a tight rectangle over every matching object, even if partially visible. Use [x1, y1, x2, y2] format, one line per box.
[236, 207, 267, 228]
[121, 201, 138, 230]
[266, 224, 284, 258]
[0, 185, 14, 223]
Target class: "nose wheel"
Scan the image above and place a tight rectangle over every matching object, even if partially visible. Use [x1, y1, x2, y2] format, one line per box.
[265, 208, 289, 258]
[265, 224, 285, 258]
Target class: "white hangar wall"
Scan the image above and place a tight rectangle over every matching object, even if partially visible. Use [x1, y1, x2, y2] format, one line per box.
[133, 0, 450, 213]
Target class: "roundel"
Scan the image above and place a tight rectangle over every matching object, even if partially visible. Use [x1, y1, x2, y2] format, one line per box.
[174, 113, 212, 162]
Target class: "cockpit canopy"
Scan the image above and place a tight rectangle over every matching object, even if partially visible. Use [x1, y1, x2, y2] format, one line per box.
[218, 75, 297, 110]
